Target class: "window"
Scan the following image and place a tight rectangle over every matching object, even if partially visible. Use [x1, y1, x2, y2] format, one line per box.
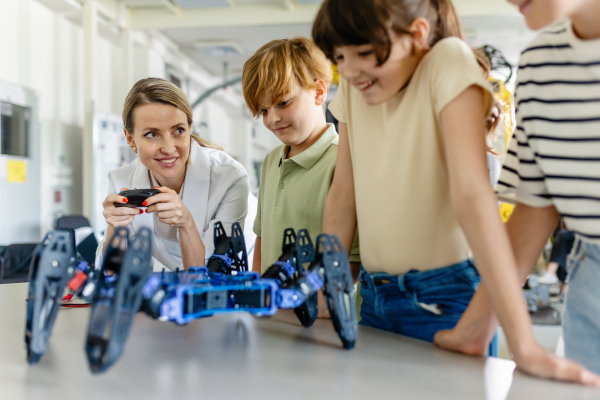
[1, 101, 30, 157]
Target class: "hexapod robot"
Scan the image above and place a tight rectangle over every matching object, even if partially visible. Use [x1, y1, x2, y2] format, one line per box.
[24, 222, 358, 373]
[25, 227, 153, 372]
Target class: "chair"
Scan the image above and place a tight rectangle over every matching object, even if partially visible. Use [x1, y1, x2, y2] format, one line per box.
[0, 243, 39, 284]
[55, 215, 91, 230]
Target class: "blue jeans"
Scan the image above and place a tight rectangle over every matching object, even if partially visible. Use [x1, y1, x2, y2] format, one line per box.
[564, 237, 600, 374]
[359, 260, 499, 357]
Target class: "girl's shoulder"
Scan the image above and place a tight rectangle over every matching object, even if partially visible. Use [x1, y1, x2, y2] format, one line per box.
[426, 37, 474, 65]
[417, 37, 484, 86]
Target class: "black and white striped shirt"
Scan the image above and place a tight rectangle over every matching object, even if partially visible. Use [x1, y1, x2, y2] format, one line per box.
[497, 19, 600, 244]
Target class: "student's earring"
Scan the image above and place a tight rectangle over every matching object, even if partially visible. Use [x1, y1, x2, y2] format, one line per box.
[132, 145, 137, 153]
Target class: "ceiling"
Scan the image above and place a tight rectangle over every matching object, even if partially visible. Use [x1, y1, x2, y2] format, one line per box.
[162, 16, 537, 79]
[91, 0, 535, 82]
[163, 23, 313, 77]
[115, 0, 322, 11]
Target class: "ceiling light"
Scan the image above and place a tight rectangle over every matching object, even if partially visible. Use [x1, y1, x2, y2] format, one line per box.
[194, 39, 244, 57]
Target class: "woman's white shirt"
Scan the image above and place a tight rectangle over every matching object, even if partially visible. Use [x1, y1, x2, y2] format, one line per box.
[148, 172, 184, 268]
[95, 140, 250, 270]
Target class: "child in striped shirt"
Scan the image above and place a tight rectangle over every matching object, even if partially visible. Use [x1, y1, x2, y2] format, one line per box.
[435, 0, 600, 384]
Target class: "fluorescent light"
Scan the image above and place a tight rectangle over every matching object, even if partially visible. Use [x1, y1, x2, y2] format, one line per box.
[194, 39, 244, 57]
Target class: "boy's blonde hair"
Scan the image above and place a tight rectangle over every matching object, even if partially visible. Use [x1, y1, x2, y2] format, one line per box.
[242, 37, 333, 118]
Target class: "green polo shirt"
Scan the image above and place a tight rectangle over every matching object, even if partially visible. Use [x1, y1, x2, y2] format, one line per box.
[254, 123, 360, 273]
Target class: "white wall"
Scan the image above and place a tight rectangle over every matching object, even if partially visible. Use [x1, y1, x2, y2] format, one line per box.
[0, 0, 266, 239]
[1, 0, 85, 235]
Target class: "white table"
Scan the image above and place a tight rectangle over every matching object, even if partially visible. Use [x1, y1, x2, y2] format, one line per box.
[0, 283, 596, 400]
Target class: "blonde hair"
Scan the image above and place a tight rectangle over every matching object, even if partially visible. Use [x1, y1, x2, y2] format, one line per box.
[242, 37, 333, 118]
[474, 48, 501, 156]
[122, 77, 222, 151]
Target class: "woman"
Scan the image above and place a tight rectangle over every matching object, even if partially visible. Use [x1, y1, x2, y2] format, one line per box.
[96, 78, 249, 270]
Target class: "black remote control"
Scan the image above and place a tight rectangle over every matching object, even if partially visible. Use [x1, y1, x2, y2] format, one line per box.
[114, 189, 162, 208]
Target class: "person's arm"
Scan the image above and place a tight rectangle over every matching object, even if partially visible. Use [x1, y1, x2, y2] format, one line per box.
[349, 262, 360, 283]
[145, 187, 205, 268]
[253, 237, 262, 274]
[506, 203, 561, 280]
[439, 85, 598, 385]
[435, 202, 560, 355]
[319, 122, 357, 319]
[101, 186, 141, 254]
[323, 122, 358, 275]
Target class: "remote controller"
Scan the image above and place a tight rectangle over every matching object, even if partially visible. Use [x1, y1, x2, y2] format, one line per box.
[114, 188, 162, 208]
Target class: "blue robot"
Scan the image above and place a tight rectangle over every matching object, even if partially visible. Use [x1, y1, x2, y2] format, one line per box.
[25, 227, 153, 372]
[142, 222, 358, 349]
[24, 222, 357, 373]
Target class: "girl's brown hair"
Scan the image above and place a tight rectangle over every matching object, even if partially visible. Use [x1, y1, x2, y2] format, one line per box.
[313, 0, 463, 65]
[123, 77, 222, 151]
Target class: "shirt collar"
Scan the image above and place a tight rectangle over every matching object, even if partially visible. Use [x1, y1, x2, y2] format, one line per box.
[278, 124, 338, 170]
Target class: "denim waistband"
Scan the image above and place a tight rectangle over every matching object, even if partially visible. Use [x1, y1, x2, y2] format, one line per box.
[572, 236, 600, 264]
[359, 259, 478, 292]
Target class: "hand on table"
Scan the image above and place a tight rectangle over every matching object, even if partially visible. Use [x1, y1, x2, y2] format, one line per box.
[435, 326, 600, 386]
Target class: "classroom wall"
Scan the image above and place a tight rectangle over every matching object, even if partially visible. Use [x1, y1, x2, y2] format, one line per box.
[0, 0, 265, 239]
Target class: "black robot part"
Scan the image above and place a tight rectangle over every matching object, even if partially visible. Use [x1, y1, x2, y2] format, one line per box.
[295, 229, 316, 268]
[86, 227, 153, 373]
[261, 228, 318, 328]
[114, 188, 162, 208]
[206, 222, 248, 274]
[318, 234, 358, 350]
[261, 229, 298, 285]
[25, 230, 76, 364]
[291, 230, 318, 328]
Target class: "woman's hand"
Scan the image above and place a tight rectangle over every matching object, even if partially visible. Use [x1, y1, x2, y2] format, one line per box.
[102, 187, 142, 228]
[145, 186, 193, 230]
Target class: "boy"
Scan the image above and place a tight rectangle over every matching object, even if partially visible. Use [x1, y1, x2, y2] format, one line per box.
[242, 37, 360, 283]
[435, 0, 600, 385]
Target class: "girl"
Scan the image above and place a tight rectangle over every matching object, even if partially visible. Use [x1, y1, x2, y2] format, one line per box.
[313, 0, 594, 383]
[96, 78, 249, 270]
